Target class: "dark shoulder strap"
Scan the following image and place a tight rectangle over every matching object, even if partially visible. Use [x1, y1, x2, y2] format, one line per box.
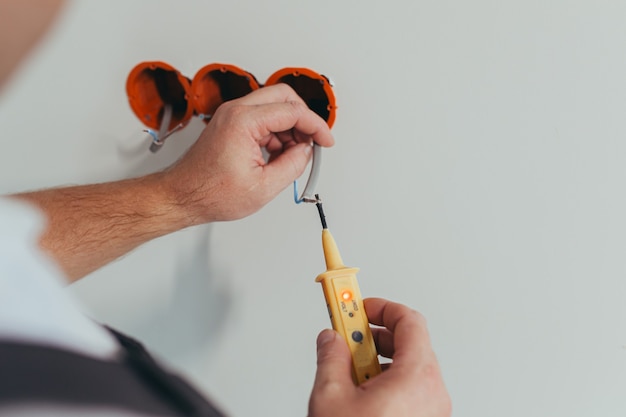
[106, 326, 225, 417]
[0, 329, 225, 417]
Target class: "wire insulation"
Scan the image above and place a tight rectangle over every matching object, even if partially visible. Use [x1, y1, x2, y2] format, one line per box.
[294, 144, 322, 204]
[315, 194, 328, 229]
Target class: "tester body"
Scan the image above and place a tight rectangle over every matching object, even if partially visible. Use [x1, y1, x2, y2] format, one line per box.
[314, 202, 381, 384]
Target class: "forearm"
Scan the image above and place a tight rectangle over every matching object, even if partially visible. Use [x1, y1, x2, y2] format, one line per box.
[13, 172, 194, 283]
[9, 85, 334, 284]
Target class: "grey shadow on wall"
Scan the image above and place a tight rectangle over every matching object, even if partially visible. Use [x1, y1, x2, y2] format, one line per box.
[116, 117, 204, 179]
[115, 119, 234, 359]
[131, 224, 234, 359]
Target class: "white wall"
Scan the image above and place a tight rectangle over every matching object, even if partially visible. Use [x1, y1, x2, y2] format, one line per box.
[1, 0, 625, 416]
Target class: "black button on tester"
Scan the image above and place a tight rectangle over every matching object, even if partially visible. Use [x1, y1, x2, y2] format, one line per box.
[351, 331, 364, 343]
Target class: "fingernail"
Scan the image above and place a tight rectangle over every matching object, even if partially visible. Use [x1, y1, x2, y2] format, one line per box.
[303, 143, 312, 156]
[317, 329, 335, 350]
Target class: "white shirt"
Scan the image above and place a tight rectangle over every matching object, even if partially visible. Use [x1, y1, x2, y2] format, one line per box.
[0, 198, 155, 416]
[0, 198, 119, 359]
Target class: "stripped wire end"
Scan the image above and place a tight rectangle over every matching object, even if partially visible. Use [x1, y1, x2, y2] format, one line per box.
[315, 194, 328, 229]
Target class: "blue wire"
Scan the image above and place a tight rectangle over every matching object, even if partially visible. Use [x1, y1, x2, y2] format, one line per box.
[144, 129, 159, 143]
[293, 180, 303, 204]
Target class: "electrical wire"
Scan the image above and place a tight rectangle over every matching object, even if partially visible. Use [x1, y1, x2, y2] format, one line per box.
[294, 144, 322, 204]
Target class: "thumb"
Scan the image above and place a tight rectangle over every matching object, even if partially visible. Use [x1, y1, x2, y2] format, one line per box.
[312, 329, 354, 393]
[263, 142, 312, 196]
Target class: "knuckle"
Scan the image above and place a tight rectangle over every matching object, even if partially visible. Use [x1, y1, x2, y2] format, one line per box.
[309, 378, 347, 416]
[315, 379, 344, 398]
[418, 362, 440, 380]
[274, 82, 296, 95]
[404, 306, 427, 327]
[412, 309, 427, 326]
[316, 348, 340, 366]
[286, 99, 305, 117]
[215, 101, 244, 121]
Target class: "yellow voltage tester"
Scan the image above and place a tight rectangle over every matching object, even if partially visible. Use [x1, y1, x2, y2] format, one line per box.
[314, 196, 382, 384]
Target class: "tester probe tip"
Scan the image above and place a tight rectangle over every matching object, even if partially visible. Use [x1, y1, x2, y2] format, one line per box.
[315, 194, 328, 229]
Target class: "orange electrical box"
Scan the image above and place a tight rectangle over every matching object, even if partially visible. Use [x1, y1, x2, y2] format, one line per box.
[190, 63, 260, 122]
[126, 63, 337, 152]
[265, 67, 337, 128]
[126, 61, 194, 131]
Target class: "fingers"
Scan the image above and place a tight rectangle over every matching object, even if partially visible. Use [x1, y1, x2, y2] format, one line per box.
[371, 327, 394, 359]
[364, 298, 434, 368]
[262, 142, 313, 196]
[172, 83, 335, 223]
[312, 329, 355, 396]
[239, 100, 334, 148]
[220, 84, 334, 148]
[235, 83, 306, 106]
[236, 97, 332, 198]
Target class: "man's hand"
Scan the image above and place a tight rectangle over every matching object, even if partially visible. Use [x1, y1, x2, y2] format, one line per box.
[164, 83, 335, 224]
[15, 84, 334, 281]
[309, 298, 451, 417]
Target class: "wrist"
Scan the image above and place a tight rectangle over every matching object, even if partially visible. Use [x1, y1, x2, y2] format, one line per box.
[158, 168, 220, 228]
